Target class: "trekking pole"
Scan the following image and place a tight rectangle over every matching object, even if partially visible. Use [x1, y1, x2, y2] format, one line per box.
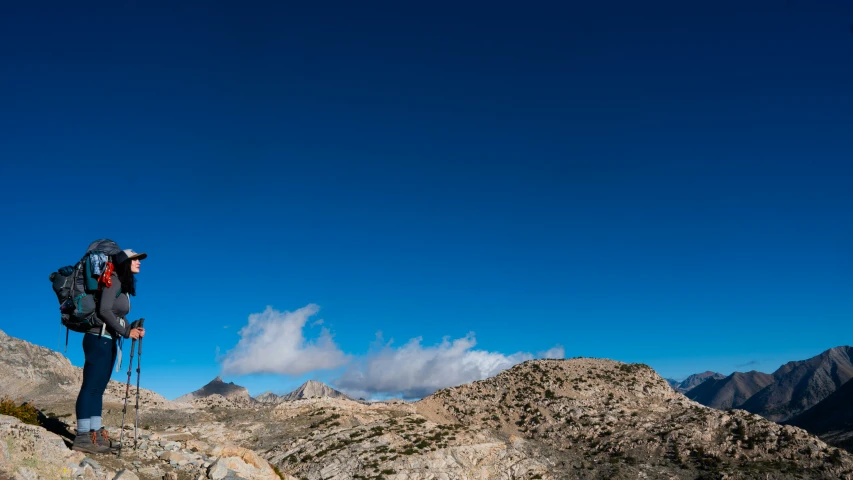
[133, 318, 145, 450]
[117, 331, 138, 459]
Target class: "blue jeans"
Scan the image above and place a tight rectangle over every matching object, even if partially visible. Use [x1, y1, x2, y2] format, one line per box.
[75, 334, 117, 420]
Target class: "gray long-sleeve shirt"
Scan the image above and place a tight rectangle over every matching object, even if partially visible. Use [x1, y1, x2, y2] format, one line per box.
[87, 272, 132, 338]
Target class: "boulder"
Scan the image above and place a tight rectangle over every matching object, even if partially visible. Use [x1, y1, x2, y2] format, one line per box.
[208, 445, 278, 480]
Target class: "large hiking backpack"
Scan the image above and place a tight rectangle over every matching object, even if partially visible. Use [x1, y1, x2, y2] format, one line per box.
[49, 239, 122, 345]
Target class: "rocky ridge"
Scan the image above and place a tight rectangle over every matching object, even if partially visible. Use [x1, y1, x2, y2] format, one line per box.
[0, 329, 170, 415]
[421, 358, 853, 479]
[0, 328, 82, 401]
[243, 359, 853, 479]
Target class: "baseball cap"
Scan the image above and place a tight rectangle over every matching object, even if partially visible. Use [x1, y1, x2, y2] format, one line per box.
[116, 249, 148, 263]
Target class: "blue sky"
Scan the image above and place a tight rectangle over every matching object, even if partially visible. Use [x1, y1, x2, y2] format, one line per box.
[1, 1, 851, 400]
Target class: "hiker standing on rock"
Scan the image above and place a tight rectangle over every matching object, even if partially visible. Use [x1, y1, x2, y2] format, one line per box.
[73, 249, 147, 454]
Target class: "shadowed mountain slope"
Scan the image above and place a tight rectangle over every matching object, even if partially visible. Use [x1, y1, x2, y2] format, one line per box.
[788, 377, 853, 452]
[789, 378, 853, 433]
[741, 346, 853, 422]
[686, 371, 775, 410]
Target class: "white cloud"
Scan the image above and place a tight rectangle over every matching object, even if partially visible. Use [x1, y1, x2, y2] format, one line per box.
[335, 333, 564, 400]
[220, 304, 348, 376]
[538, 346, 566, 359]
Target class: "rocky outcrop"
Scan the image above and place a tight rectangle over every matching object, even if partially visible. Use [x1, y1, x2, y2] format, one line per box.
[0, 414, 85, 479]
[175, 377, 255, 405]
[0, 414, 287, 480]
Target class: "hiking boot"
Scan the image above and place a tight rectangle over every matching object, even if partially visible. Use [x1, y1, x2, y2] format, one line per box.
[71, 430, 111, 454]
[97, 428, 122, 451]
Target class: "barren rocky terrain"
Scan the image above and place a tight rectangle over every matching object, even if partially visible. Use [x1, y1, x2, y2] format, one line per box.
[3, 329, 853, 479]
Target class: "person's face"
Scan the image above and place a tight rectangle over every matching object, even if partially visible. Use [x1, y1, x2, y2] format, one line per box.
[131, 259, 141, 274]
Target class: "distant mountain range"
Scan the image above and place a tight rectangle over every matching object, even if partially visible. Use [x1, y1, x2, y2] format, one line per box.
[176, 378, 350, 405]
[666, 371, 726, 393]
[679, 346, 853, 452]
[686, 371, 775, 410]
[254, 380, 351, 403]
[740, 346, 853, 422]
[684, 346, 852, 422]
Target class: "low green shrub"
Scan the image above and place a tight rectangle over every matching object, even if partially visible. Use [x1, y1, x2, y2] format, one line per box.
[0, 395, 39, 425]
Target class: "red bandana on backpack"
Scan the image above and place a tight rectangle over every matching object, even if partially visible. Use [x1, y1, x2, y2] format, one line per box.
[99, 262, 115, 288]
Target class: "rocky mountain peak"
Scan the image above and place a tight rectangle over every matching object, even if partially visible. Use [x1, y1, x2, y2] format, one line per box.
[253, 380, 351, 404]
[175, 376, 254, 404]
[254, 391, 282, 404]
[280, 380, 351, 401]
